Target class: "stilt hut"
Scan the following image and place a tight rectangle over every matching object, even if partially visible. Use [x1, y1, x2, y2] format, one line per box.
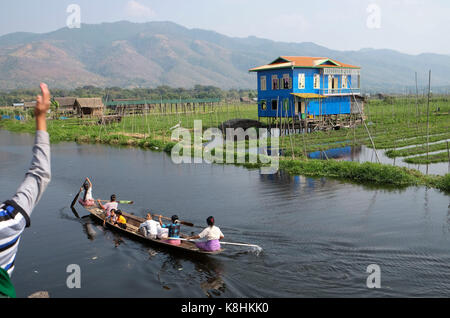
[54, 97, 77, 115]
[249, 56, 362, 132]
[74, 98, 104, 118]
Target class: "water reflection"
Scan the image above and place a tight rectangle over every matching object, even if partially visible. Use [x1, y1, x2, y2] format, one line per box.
[197, 260, 225, 297]
[155, 253, 226, 296]
[307, 144, 448, 175]
[308, 146, 354, 160]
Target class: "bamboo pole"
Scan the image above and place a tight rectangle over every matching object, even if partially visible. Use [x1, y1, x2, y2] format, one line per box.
[426, 70, 431, 174]
[349, 86, 381, 164]
[415, 72, 420, 134]
[286, 99, 295, 159]
[447, 141, 450, 173]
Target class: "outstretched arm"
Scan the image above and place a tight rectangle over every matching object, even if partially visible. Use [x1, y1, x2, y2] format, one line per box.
[11, 83, 51, 217]
[0, 83, 51, 280]
[85, 177, 92, 188]
[97, 199, 105, 210]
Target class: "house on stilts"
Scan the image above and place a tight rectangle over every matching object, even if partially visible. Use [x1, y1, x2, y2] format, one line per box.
[249, 56, 364, 132]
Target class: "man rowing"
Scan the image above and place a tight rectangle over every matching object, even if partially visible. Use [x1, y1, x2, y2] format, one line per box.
[188, 216, 224, 252]
[159, 215, 181, 246]
[97, 195, 118, 225]
[78, 177, 94, 206]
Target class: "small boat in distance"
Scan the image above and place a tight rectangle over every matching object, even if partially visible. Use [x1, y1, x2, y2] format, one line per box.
[82, 205, 224, 256]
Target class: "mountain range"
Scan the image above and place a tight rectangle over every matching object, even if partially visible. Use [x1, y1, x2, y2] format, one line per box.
[0, 20, 449, 93]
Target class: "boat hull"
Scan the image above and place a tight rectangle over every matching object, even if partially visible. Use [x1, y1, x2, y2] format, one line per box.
[82, 205, 223, 256]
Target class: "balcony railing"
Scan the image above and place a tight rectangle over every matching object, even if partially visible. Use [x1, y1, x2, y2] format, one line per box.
[318, 88, 361, 96]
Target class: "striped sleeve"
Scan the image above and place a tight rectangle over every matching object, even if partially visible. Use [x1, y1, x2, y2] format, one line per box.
[0, 130, 51, 276]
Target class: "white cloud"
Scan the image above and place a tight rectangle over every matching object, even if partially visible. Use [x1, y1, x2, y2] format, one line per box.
[126, 1, 155, 20]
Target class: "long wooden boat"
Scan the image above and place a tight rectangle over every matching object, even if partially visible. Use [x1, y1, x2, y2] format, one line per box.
[82, 205, 223, 256]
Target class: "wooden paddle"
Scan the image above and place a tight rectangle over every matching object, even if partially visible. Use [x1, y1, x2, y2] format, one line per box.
[154, 214, 194, 227]
[70, 207, 80, 219]
[175, 238, 262, 251]
[98, 200, 134, 205]
[70, 185, 83, 208]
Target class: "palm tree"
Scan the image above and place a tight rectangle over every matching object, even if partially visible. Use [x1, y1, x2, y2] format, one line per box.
[50, 100, 60, 119]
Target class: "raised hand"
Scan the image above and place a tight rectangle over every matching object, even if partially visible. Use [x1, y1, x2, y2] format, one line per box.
[35, 83, 51, 131]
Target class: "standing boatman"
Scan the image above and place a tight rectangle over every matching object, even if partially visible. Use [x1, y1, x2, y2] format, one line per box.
[0, 83, 51, 298]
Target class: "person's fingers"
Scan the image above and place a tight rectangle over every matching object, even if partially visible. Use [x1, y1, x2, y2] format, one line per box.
[40, 83, 50, 102]
[36, 95, 43, 105]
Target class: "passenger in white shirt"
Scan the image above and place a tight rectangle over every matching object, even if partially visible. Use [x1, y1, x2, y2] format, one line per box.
[188, 216, 224, 252]
[138, 213, 160, 239]
[78, 177, 95, 206]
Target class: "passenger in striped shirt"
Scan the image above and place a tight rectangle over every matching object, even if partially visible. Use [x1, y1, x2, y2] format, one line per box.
[0, 83, 51, 298]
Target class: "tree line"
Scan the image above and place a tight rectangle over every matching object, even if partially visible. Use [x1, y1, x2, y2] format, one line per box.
[0, 85, 257, 106]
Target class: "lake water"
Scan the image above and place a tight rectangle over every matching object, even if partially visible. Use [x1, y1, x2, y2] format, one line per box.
[1, 130, 450, 298]
[308, 144, 449, 176]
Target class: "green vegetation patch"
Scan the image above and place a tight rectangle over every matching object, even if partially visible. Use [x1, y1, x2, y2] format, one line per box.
[404, 151, 450, 164]
[280, 159, 419, 187]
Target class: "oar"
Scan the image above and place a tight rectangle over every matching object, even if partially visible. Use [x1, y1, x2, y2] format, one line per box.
[70, 184, 84, 208]
[70, 207, 80, 219]
[155, 214, 194, 227]
[217, 241, 262, 249]
[170, 238, 262, 249]
[98, 200, 134, 205]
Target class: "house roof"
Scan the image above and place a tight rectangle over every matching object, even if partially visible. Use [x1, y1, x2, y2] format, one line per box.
[54, 97, 76, 107]
[249, 56, 360, 72]
[23, 101, 37, 108]
[75, 98, 104, 108]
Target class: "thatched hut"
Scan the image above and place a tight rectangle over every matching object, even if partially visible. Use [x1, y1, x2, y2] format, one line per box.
[74, 98, 104, 118]
[23, 101, 36, 110]
[54, 97, 76, 115]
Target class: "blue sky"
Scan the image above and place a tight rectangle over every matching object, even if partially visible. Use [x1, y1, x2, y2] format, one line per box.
[0, 0, 449, 55]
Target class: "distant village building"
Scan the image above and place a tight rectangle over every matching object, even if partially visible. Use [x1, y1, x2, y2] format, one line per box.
[23, 101, 37, 109]
[249, 56, 362, 120]
[74, 98, 104, 117]
[54, 97, 77, 115]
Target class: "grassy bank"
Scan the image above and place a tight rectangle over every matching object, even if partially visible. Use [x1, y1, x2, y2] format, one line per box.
[404, 152, 450, 164]
[386, 141, 450, 158]
[279, 158, 450, 193]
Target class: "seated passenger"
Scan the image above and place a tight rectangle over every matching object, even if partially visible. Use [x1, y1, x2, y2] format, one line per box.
[157, 226, 169, 240]
[188, 216, 224, 252]
[159, 215, 181, 246]
[139, 213, 159, 239]
[98, 195, 118, 225]
[115, 210, 127, 230]
[104, 208, 117, 225]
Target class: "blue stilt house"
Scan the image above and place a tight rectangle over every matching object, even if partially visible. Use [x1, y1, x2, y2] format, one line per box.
[249, 56, 361, 120]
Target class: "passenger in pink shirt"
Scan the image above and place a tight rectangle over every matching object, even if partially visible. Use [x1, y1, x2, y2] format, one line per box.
[97, 195, 118, 225]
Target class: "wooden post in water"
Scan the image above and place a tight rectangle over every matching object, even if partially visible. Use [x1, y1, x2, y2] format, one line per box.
[447, 141, 450, 173]
[426, 70, 431, 174]
[415, 72, 420, 134]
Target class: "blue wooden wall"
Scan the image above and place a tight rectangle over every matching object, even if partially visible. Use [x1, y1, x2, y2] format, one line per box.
[257, 68, 354, 118]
